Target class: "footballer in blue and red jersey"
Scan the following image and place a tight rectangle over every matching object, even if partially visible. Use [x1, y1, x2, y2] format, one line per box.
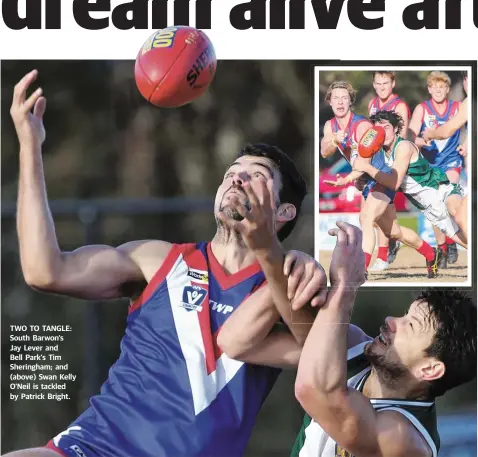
[46, 242, 280, 457]
[330, 113, 368, 164]
[417, 99, 462, 173]
[368, 94, 411, 119]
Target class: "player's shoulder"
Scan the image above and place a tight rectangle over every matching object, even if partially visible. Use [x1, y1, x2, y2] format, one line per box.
[376, 409, 433, 457]
[118, 240, 174, 281]
[396, 139, 416, 154]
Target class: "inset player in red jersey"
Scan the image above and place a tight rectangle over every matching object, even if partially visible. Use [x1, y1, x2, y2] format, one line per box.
[367, 71, 411, 272]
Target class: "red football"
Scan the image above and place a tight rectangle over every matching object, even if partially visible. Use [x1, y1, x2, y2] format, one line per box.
[358, 125, 385, 158]
[135, 26, 217, 108]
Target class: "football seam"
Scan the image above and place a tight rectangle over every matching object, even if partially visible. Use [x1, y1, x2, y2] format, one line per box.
[147, 41, 189, 103]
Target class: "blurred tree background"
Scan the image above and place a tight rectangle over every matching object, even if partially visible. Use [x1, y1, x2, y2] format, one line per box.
[1, 61, 475, 456]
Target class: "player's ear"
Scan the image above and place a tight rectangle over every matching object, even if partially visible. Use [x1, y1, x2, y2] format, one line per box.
[276, 203, 296, 223]
[418, 359, 445, 383]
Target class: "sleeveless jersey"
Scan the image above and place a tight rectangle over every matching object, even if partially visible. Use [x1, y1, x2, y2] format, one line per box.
[290, 342, 440, 457]
[377, 137, 453, 210]
[368, 94, 411, 118]
[419, 100, 462, 171]
[54, 242, 280, 457]
[330, 113, 368, 163]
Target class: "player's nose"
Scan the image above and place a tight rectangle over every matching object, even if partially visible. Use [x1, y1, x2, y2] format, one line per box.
[384, 317, 397, 333]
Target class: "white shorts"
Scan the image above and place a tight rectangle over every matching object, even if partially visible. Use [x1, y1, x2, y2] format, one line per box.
[423, 183, 461, 237]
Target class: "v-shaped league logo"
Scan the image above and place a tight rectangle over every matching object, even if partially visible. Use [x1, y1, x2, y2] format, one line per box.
[181, 285, 207, 312]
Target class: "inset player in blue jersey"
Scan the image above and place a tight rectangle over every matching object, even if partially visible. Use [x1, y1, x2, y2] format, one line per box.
[410, 71, 465, 267]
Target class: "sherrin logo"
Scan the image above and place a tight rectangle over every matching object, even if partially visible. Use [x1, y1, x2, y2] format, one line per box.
[361, 129, 377, 147]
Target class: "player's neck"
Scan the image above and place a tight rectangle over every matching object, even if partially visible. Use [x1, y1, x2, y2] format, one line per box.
[365, 368, 429, 401]
[210, 233, 258, 274]
[378, 93, 395, 104]
[431, 98, 448, 113]
[336, 110, 352, 128]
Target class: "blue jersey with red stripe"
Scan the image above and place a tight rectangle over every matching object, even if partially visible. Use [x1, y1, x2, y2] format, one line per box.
[50, 242, 280, 457]
[419, 100, 463, 171]
[368, 94, 410, 118]
[330, 113, 368, 163]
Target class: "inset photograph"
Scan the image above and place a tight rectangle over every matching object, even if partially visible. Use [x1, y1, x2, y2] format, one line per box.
[315, 66, 472, 285]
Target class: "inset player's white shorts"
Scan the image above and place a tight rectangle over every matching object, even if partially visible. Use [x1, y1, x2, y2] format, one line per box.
[423, 183, 461, 237]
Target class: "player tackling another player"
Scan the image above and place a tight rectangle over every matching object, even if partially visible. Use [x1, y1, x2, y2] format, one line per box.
[367, 71, 411, 271]
[353, 110, 468, 249]
[321, 81, 441, 278]
[204, 175, 476, 457]
[5, 70, 327, 457]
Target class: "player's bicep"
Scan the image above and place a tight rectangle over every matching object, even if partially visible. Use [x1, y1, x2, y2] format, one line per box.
[56, 244, 145, 300]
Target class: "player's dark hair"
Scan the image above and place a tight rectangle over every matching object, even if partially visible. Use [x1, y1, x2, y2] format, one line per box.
[370, 110, 404, 136]
[238, 143, 307, 241]
[417, 288, 477, 398]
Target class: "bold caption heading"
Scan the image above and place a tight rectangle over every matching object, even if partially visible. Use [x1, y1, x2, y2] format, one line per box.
[2, 0, 476, 31]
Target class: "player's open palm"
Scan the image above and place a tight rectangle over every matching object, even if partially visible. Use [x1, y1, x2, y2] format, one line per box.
[217, 179, 276, 253]
[10, 70, 47, 150]
[328, 221, 366, 290]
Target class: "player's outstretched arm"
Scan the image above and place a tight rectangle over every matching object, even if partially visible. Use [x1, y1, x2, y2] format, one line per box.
[294, 223, 430, 457]
[11, 70, 171, 300]
[424, 98, 468, 141]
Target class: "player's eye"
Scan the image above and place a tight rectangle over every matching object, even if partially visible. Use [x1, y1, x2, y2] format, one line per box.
[253, 172, 265, 179]
[224, 172, 234, 179]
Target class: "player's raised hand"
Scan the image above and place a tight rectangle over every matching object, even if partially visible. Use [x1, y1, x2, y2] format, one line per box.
[323, 174, 349, 187]
[328, 221, 366, 290]
[283, 250, 328, 310]
[217, 178, 276, 253]
[10, 70, 47, 150]
[333, 131, 346, 145]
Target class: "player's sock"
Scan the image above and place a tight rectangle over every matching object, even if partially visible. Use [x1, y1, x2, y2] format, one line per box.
[365, 253, 372, 270]
[438, 243, 448, 254]
[377, 247, 388, 262]
[445, 237, 455, 245]
[417, 241, 435, 262]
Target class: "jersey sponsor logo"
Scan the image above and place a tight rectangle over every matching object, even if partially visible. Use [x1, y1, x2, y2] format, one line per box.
[210, 300, 234, 315]
[69, 445, 87, 457]
[181, 286, 207, 312]
[426, 114, 437, 128]
[187, 268, 209, 284]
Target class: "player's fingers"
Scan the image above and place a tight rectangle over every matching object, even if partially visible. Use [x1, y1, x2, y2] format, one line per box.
[311, 287, 328, 307]
[284, 251, 298, 276]
[293, 269, 327, 310]
[336, 221, 355, 247]
[266, 179, 275, 209]
[12, 70, 38, 107]
[287, 262, 305, 300]
[24, 87, 43, 114]
[242, 181, 260, 210]
[33, 96, 47, 119]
